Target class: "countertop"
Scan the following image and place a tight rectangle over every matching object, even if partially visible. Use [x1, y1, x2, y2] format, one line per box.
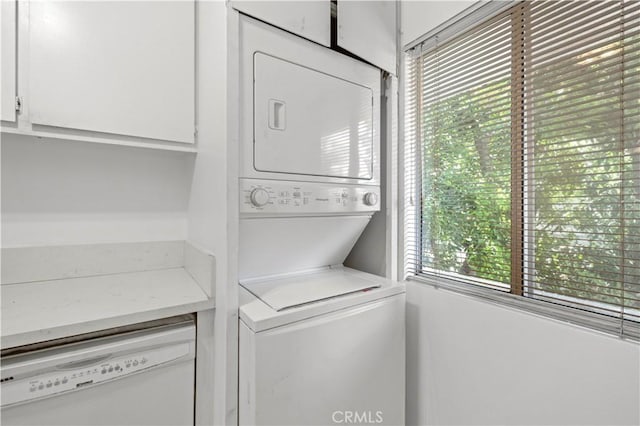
[1, 241, 215, 350]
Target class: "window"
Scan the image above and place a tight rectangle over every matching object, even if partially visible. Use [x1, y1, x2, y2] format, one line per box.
[403, 0, 639, 339]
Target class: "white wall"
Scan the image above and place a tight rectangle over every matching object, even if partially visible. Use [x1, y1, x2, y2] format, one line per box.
[345, 76, 391, 278]
[186, 2, 237, 424]
[406, 282, 640, 425]
[402, 2, 640, 425]
[1, 134, 194, 247]
[401, 0, 476, 48]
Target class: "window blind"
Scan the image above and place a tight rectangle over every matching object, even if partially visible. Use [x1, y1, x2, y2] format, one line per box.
[404, 0, 640, 339]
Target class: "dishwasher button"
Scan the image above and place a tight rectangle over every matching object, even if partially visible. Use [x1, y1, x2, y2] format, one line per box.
[101, 369, 107, 374]
[38, 384, 44, 390]
[133, 360, 139, 367]
[62, 378, 68, 384]
[29, 386, 36, 392]
[54, 380, 60, 386]
[46, 382, 52, 388]
[108, 367, 114, 373]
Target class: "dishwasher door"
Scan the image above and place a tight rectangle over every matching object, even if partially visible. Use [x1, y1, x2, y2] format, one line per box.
[0, 322, 196, 426]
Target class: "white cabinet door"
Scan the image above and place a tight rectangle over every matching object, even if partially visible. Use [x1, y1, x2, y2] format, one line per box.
[28, 1, 195, 143]
[1, 0, 16, 122]
[232, 1, 330, 47]
[338, 1, 397, 74]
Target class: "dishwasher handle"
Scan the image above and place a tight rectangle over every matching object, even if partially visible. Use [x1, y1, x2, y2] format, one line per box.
[56, 354, 112, 370]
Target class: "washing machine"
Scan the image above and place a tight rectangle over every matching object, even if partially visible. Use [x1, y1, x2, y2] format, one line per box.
[237, 14, 405, 426]
[239, 268, 405, 426]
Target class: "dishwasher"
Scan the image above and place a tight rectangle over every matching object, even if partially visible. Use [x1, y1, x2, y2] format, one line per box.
[0, 320, 196, 426]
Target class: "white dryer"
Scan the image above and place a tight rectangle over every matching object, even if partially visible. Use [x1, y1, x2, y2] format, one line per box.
[238, 14, 381, 186]
[237, 14, 405, 426]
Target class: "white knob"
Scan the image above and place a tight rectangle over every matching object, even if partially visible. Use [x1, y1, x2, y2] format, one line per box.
[363, 192, 378, 206]
[250, 188, 270, 207]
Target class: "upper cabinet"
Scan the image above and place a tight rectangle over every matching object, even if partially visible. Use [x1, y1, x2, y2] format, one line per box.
[1, 0, 17, 123]
[28, 1, 195, 144]
[231, 1, 331, 47]
[337, 1, 397, 74]
[230, 0, 397, 74]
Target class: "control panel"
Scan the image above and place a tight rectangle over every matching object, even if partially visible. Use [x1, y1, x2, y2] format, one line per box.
[240, 179, 381, 214]
[1, 342, 191, 407]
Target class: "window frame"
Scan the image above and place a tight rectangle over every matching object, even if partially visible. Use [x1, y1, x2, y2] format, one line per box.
[400, 0, 640, 341]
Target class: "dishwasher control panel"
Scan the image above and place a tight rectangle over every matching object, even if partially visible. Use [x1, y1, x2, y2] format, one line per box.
[1, 342, 190, 407]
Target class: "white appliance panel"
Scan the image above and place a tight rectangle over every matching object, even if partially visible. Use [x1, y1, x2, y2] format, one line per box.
[240, 15, 380, 185]
[240, 179, 380, 215]
[239, 216, 371, 280]
[254, 53, 373, 179]
[241, 269, 381, 311]
[239, 294, 405, 426]
[238, 268, 406, 331]
[1, 362, 194, 426]
[1, 323, 195, 426]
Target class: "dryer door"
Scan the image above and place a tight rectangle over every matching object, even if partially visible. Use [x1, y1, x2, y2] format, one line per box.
[253, 52, 374, 180]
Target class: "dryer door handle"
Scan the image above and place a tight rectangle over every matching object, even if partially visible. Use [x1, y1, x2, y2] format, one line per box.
[268, 99, 286, 130]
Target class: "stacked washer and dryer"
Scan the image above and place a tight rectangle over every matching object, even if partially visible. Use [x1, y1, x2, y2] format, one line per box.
[237, 15, 405, 426]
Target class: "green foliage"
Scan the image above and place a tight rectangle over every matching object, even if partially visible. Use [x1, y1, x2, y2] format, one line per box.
[421, 79, 512, 284]
[531, 37, 639, 311]
[421, 35, 639, 313]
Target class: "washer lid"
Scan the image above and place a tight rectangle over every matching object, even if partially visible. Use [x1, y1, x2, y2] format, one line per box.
[241, 268, 380, 311]
[239, 267, 406, 332]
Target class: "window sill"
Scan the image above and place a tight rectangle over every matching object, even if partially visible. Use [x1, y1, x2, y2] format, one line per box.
[408, 273, 640, 342]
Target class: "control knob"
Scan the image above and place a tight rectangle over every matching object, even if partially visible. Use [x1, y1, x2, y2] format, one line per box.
[363, 192, 378, 206]
[250, 188, 270, 207]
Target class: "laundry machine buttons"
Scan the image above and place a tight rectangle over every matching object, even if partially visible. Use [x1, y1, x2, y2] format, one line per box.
[250, 188, 270, 207]
[363, 192, 378, 206]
